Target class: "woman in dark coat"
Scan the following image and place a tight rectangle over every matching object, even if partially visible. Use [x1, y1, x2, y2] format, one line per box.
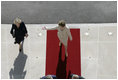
[10, 18, 28, 52]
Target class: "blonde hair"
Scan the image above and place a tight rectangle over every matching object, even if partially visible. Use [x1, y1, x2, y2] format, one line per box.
[14, 17, 21, 24]
[58, 20, 66, 27]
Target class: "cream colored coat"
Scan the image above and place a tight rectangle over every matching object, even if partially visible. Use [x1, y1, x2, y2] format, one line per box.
[47, 26, 72, 46]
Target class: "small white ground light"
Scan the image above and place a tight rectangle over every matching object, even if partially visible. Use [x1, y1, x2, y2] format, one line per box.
[108, 32, 113, 36]
[84, 32, 89, 36]
[38, 33, 42, 37]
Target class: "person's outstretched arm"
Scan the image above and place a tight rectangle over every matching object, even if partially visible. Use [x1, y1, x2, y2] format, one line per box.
[42, 26, 58, 30]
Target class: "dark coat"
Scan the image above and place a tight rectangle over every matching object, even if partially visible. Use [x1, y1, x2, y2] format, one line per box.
[10, 22, 28, 44]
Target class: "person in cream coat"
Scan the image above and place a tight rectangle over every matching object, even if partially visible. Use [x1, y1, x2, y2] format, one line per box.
[42, 20, 72, 57]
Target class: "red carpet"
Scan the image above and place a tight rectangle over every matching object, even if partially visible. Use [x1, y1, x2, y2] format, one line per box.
[46, 29, 81, 79]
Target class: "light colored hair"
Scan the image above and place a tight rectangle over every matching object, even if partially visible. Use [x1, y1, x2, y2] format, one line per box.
[58, 20, 66, 27]
[14, 17, 21, 24]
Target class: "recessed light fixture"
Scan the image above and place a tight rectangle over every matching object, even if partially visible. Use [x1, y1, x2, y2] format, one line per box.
[84, 32, 89, 36]
[38, 33, 42, 37]
[108, 32, 113, 36]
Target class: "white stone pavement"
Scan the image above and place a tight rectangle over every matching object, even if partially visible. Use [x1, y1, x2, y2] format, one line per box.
[1, 23, 117, 79]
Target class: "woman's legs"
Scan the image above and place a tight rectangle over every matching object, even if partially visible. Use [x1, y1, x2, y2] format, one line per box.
[57, 33, 68, 57]
[64, 45, 68, 57]
[19, 40, 24, 52]
[15, 37, 24, 52]
[59, 42, 62, 46]
[19, 42, 22, 52]
[59, 41, 68, 57]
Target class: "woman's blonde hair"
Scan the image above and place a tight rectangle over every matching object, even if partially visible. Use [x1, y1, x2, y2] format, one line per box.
[14, 17, 22, 24]
[58, 20, 66, 27]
